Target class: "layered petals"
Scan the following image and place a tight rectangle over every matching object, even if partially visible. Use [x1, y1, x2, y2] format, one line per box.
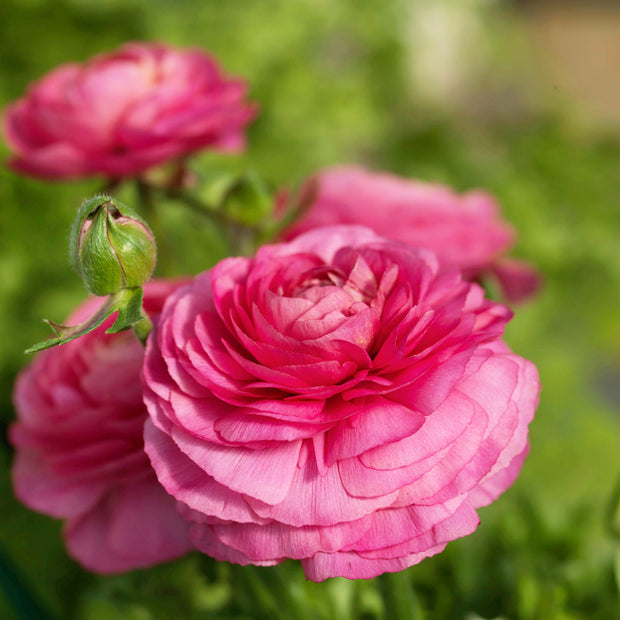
[282, 167, 540, 302]
[11, 280, 193, 573]
[142, 226, 539, 580]
[3, 42, 257, 179]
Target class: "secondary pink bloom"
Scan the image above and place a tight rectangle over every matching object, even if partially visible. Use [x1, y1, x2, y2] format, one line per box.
[3, 42, 257, 180]
[143, 226, 539, 581]
[282, 167, 540, 303]
[11, 280, 192, 573]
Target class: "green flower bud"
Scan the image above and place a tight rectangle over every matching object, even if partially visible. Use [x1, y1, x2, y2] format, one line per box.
[70, 196, 156, 296]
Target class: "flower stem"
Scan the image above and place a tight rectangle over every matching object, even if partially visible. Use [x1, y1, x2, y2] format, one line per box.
[258, 564, 314, 620]
[231, 564, 314, 620]
[135, 179, 173, 275]
[0, 543, 56, 620]
[378, 570, 423, 620]
[161, 188, 259, 256]
[132, 312, 153, 346]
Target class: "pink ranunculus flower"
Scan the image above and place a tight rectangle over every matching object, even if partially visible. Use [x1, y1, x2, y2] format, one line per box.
[282, 167, 541, 303]
[2, 42, 257, 180]
[11, 280, 193, 573]
[142, 226, 539, 581]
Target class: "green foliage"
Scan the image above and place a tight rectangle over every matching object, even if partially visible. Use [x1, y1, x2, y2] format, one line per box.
[1, 1, 619, 619]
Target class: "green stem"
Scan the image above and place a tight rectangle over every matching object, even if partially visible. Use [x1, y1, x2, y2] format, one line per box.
[378, 570, 423, 620]
[162, 189, 222, 221]
[231, 564, 313, 620]
[162, 188, 259, 256]
[0, 543, 56, 620]
[132, 313, 153, 346]
[232, 565, 287, 620]
[136, 178, 157, 217]
[258, 564, 314, 620]
[99, 177, 123, 196]
[135, 179, 174, 275]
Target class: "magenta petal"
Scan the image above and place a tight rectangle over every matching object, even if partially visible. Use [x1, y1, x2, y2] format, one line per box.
[302, 544, 447, 582]
[282, 166, 522, 291]
[3, 43, 256, 179]
[12, 449, 107, 519]
[211, 514, 372, 561]
[359, 390, 476, 471]
[64, 476, 192, 574]
[344, 496, 468, 553]
[466, 356, 539, 505]
[389, 398, 490, 505]
[190, 524, 282, 567]
[144, 421, 266, 524]
[469, 445, 529, 508]
[247, 441, 398, 526]
[272, 225, 381, 263]
[420, 353, 531, 504]
[214, 411, 332, 443]
[490, 259, 542, 304]
[386, 348, 473, 415]
[137, 224, 539, 580]
[356, 499, 479, 560]
[340, 392, 489, 501]
[325, 397, 425, 464]
[170, 426, 302, 505]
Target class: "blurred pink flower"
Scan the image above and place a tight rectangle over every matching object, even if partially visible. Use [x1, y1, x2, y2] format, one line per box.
[142, 226, 539, 581]
[2, 42, 257, 180]
[282, 167, 540, 303]
[11, 280, 192, 573]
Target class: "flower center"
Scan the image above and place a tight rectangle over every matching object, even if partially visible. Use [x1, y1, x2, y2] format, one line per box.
[291, 265, 347, 297]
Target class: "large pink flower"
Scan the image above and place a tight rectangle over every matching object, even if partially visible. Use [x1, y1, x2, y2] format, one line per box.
[2, 42, 257, 179]
[283, 167, 540, 303]
[143, 226, 539, 581]
[11, 280, 192, 573]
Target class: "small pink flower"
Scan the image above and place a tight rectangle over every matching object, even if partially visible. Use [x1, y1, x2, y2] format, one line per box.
[2, 42, 257, 180]
[282, 167, 540, 303]
[11, 280, 192, 573]
[142, 226, 539, 581]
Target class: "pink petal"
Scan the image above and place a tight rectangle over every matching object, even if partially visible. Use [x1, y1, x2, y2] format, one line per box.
[359, 390, 476, 471]
[301, 544, 447, 582]
[325, 397, 425, 464]
[190, 525, 282, 567]
[356, 499, 479, 560]
[12, 449, 107, 519]
[490, 259, 542, 303]
[144, 421, 267, 524]
[170, 426, 302, 505]
[65, 476, 192, 574]
[247, 442, 398, 526]
[209, 513, 372, 561]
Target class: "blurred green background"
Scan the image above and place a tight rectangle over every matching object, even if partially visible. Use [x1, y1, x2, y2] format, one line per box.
[1, 0, 619, 618]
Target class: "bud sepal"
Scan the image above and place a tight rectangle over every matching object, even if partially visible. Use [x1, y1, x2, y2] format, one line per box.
[25, 287, 148, 354]
[70, 196, 156, 296]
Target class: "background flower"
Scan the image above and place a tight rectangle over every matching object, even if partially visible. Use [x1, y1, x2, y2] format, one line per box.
[2, 42, 257, 180]
[11, 280, 192, 573]
[282, 167, 541, 302]
[143, 226, 539, 581]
